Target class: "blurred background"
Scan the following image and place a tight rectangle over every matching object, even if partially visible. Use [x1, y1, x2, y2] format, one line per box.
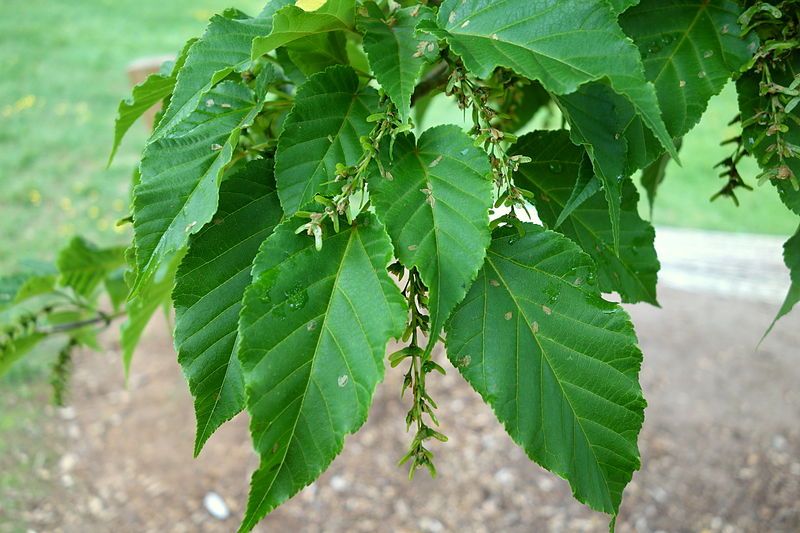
[1, 1, 799, 532]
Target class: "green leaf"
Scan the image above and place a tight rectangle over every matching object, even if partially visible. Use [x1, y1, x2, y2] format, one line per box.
[0, 328, 45, 377]
[57, 237, 127, 299]
[358, 2, 434, 123]
[282, 31, 349, 77]
[513, 131, 660, 305]
[250, 0, 355, 61]
[620, 0, 754, 137]
[237, 214, 406, 532]
[104, 269, 128, 313]
[609, 0, 640, 14]
[153, 12, 272, 139]
[173, 159, 283, 456]
[640, 140, 680, 214]
[765, 226, 800, 337]
[424, 0, 677, 161]
[109, 73, 175, 165]
[445, 223, 646, 523]
[369, 125, 493, 346]
[121, 250, 183, 375]
[555, 84, 631, 254]
[275, 65, 378, 215]
[132, 79, 269, 294]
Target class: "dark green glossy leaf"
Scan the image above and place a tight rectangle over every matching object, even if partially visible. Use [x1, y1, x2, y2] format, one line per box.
[132, 79, 270, 294]
[274, 65, 378, 215]
[445, 224, 645, 524]
[620, 0, 754, 137]
[173, 159, 282, 456]
[358, 2, 434, 123]
[370, 125, 492, 346]
[153, 11, 272, 139]
[423, 0, 676, 162]
[237, 214, 406, 532]
[513, 131, 659, 304]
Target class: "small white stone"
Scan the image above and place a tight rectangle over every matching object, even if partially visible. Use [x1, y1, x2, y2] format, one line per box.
[494, 467, 515, 486]
[329, 475, 348, 492]
[420, 517, 445, 532]
[59, 454, 78, 473]
[203, 492, 230, 520]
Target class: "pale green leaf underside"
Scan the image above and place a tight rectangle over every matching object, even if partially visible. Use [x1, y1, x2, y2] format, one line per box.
[251, 0, 355, 60]
[513, 131, 659, 305]
[237, 214, 406, 532]
[428, 0, 676, 162]
[109, 73, 174, 165]
[121, 249, 183, 375]
[57, 237, 127, 299]
[370, 125, 492, 345]
[358, 3, 433, 123]
[446, 224, 645, 519]
[173, 159, 283, 456]
[153, 12, 272, 139]
[275, 65, 378, 215]
[133, 81, 263, 294]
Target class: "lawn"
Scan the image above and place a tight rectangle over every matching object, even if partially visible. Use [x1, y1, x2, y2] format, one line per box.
[0, 3, 262, 530]
[0, 0, 264, 273]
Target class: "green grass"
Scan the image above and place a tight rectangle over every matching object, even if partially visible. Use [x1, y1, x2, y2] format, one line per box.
[0, 2, 264, 527]
[647, 83, 798, 235]
[0, 0, 264, 272]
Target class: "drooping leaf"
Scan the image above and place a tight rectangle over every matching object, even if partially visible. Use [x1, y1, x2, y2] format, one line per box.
[358, 2, 434, 123]
[0, 265, 58, 310]
[274, 65, 378, 215]
[445, 223, 646, 523]
[282, 31, 349, 77]
[109, 73, 175, 165]
[173, 159, 283, 456]
[370, 125, 492, 346]
[153, 11, 272, 139]
[422, 0, 677, 162]
[765, 226, 800, 337]
[640, 140, 681, 214]
[132, 78, 272, 294]
[555, 156, 602, 229]
[555, 84, 631, 254]
[513, 131, 660, 304]
[57, 237, 127, 299]
[237, 214, 406, 532]
[251, 0, 355, 61]
[0, 327, 45, 377]
[620, 0, 754, 137]
[121, 250, 183, 375]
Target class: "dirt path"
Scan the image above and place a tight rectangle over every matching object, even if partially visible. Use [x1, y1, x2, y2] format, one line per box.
[6, 287, 800, 533]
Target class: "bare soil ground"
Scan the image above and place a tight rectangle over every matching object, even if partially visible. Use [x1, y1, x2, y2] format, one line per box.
[3, 286, 800, 533]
